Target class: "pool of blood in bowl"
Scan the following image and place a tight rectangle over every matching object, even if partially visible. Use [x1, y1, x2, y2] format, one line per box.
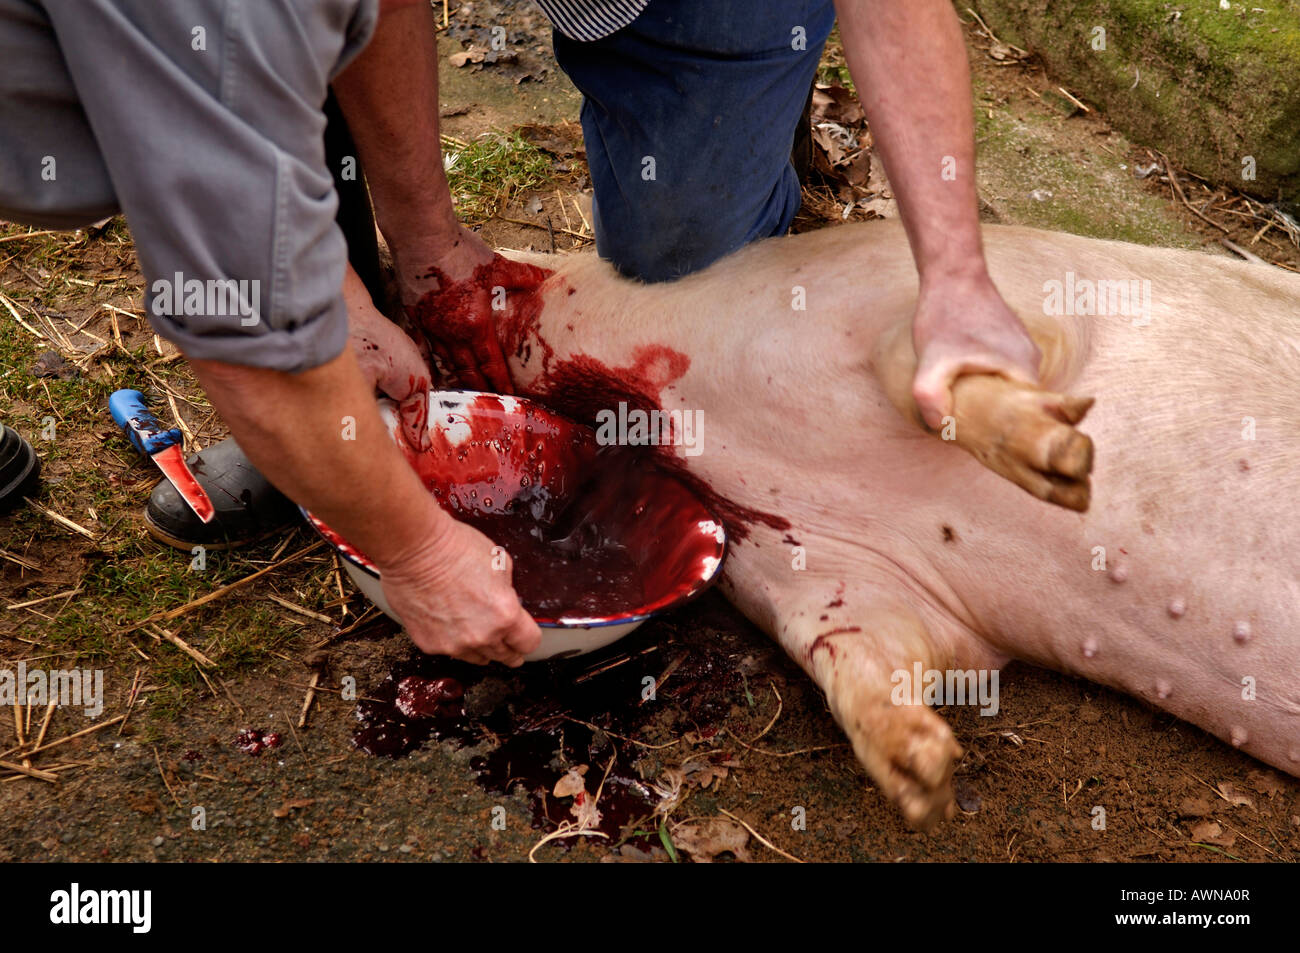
[395, 397, 663, 619]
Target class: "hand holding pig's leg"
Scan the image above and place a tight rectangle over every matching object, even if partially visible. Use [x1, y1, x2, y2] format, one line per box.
[400, 227, 553, 394]
[871, 317, 1095, 511]
[779, 594, 963, 830]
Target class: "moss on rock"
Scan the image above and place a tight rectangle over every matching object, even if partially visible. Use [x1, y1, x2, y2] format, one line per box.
[968, 0, 1300, 200]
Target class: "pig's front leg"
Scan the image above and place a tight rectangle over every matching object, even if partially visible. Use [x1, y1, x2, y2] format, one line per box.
[778, 593, 966, 830]
[870, 318, 1095, 511]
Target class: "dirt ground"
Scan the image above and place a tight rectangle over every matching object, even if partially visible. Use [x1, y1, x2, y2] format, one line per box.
[1, 3, 1297, 863]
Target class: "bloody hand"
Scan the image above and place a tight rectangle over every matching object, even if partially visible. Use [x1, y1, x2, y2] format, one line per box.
[344, 266, 433, 449]
[405, 255, 551, 394]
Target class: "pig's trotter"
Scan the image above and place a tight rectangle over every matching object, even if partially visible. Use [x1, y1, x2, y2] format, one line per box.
[836, 690, 963, 831]
[871, 319, 1095, 512]
[951, 376, 1095, 512]
[791, 600, 964, 830]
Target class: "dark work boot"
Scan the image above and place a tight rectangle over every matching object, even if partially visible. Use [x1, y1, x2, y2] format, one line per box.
[144, 437, 299, 550]
[0, 425, 41, 512]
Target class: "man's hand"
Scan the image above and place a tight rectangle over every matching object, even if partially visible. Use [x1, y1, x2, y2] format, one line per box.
[188, 346, 540, 666]
[344, 265, 432, 449]
[910, 272, 1041, 429]
[332, 3, 538, 395]
[378, 515, 541, 667]
[401, 227, 551, 394]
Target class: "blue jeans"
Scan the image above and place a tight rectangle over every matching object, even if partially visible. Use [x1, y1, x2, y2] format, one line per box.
[553, 0, 836, 282]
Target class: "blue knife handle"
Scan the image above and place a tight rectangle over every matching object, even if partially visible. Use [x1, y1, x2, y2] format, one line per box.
[109, 389, 182, 456]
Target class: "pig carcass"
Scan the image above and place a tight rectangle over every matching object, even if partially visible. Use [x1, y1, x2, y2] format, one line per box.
[487, 219, 1299, 828]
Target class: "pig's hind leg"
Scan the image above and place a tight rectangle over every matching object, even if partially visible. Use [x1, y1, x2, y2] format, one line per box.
[870, 318, 1095, 511]
[776, 593, 967, 830]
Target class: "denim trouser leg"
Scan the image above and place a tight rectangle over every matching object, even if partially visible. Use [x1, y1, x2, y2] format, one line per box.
[553, 0, 836, 282]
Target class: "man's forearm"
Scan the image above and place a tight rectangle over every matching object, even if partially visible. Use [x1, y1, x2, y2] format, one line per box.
[332, 0, 457, 268]
[187, 346, 451, 572]
[835, 0, 986, 284]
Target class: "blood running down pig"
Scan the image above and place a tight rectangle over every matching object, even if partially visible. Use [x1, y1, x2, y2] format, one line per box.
[410, 218, 1300, 830]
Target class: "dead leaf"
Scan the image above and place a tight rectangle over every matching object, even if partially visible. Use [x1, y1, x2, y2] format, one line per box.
[1216, 781, 1255, 810]
[1246, 770, 1286, 799]
[1189, 820, 1236, 848]
[811, 85, 865, 125]
[449, 48, 485, 67]
[673, 817, 751, 863]
[1178, 795, 1214, 818]
[552, 765, 588, 799]
[31, 350, 77, 380]
[987, 40, 1028, 63]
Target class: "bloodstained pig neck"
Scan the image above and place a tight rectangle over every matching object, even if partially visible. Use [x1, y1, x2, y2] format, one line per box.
[504, 287, 790, 543]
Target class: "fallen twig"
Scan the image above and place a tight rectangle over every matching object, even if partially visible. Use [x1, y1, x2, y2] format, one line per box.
[0, 714, 126, 760]
[1219, 238, 1269, 266]
[722, 726, 845, 759]
[22, 499, 96, 539]
[121, 541, 324, 633]
[7, 587, 83, 611]
[145, 623, 215, 668]
[0, 759, 58, 782]
[746, 683, 784, 744]
[297, 670, 321, 729]
[495, 216, 593, 242]
[717, 808, 804, 863]
[268, 594, 334, 624]
[1160, 153, 1231, 235]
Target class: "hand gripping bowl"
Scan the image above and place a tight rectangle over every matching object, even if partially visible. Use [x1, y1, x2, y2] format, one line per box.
[302, 390, 727, 661]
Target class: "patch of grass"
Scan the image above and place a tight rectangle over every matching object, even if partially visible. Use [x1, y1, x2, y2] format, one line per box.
[10, 531, 333, 722]
[444, 131, 556, 226]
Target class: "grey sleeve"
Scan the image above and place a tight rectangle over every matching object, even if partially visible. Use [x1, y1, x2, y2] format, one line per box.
[38, 0, 379, 372]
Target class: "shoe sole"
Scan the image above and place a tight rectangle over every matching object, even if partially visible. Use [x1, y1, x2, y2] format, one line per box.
[143, 512, 288, 553]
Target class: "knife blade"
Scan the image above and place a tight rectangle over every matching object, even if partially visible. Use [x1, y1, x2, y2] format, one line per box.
[109, 389, 215, 523]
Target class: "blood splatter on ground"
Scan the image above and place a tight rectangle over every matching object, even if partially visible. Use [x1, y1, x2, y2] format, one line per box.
[353, 622, 744, 844]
